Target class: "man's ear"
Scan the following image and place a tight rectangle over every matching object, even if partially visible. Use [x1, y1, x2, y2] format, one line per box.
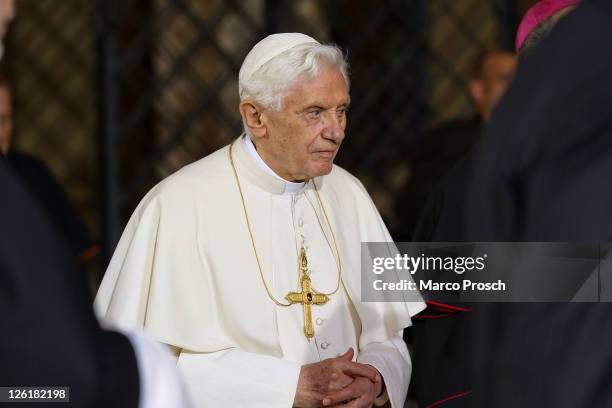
[239, 101, 267, 139]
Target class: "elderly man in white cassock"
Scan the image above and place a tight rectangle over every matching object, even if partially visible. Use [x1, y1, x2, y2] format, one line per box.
[95, 32, 425, 407]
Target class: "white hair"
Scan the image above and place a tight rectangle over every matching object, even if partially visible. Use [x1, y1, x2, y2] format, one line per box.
[239, 42, 349, 112]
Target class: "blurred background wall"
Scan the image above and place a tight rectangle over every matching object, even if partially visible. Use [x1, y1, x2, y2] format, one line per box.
[3, 0, 537, 281]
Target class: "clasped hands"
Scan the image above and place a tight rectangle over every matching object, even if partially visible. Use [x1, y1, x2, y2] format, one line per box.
[293, 348, 383, 408]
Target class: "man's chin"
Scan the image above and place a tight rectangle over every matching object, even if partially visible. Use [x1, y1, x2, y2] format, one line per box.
[308, 163, 334, 179]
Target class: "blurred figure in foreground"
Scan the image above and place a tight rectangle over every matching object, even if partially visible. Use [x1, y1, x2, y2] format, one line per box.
[465, 1, 612, 406]
[410, 1, 585, 407]
[0, 1, 190, 406]
[1, 158, 190, 407]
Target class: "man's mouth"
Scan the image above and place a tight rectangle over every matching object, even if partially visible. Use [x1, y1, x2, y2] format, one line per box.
[314, 151, 335, 160]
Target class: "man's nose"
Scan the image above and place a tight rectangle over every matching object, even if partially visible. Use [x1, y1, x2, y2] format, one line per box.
[322, 112, 345, 142]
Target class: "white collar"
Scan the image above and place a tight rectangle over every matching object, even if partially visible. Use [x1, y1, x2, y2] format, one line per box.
[243, 135, 305, 194]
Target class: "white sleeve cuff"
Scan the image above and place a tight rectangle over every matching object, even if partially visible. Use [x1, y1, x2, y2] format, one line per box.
[357, 332, 411, 408]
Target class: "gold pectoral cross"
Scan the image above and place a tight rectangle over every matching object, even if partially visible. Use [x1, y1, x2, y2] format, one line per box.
[285, 246, 329, 340]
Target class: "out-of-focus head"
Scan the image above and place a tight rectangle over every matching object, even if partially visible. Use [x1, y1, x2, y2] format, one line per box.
[0, 74, 13, 156]
[0, 0, 15, 59]
[0, 0, 14, 38]
[516, 0, 582, 59]
[238, 33, 350, 182]
[469, 50, 517, 122]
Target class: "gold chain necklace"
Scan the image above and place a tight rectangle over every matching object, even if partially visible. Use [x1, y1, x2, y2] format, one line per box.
[228, 140, 343, 309]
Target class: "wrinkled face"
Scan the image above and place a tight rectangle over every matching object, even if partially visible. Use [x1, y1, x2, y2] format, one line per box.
[256, 66, 349, 182]
[0, 86, 13, 155]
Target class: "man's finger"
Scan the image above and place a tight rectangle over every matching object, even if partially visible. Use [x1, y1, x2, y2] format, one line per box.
[337, 362, 379, 382]
[328, 372, 354, 391]
[331, 393, 372, 408]
[338, 348, 354, 361]
[322, 380, 368, 406]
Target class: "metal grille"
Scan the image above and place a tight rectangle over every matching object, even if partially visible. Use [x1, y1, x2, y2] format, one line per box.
[6, 0, 97, 232]
[98, 0, 268, 259]
[5, 0, 531, 266]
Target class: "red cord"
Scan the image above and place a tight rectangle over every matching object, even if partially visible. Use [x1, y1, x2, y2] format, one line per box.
[413, 301, 472, 319]
[425, 390, 472, 408]
[426, 300, 472, 312]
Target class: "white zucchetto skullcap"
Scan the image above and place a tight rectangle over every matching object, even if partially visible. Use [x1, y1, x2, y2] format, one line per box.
[239, 33, 319, 85]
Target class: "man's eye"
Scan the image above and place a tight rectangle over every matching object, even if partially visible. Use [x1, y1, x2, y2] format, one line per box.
[308, 110, 321, 118]
[337, 108, 347, 116]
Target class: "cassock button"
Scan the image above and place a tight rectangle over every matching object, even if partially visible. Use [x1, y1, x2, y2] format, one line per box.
[298, 218, 304, 227]
[316, 318, 325, 326]
[321, 342, 330, 350]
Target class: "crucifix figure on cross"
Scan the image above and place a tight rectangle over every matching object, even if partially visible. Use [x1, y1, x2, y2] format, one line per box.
[285, 245, 329, 340]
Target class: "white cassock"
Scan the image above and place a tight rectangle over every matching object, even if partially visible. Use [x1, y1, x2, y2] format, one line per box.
[95, 135, 425, 407]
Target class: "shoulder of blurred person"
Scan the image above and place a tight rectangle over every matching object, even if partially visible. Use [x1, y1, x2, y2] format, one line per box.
[6, 150, 95, 258]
